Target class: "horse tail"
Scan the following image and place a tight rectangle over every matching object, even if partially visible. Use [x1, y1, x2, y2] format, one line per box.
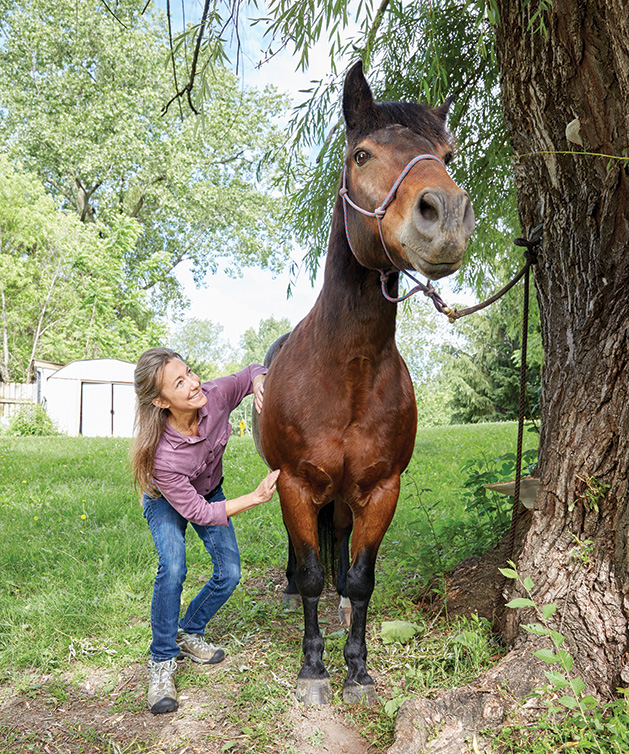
[318, 501, 336, 583]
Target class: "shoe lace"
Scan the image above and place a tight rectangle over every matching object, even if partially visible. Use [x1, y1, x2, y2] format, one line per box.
[186, 633, 215, 650]
[150, 658, 176, 684]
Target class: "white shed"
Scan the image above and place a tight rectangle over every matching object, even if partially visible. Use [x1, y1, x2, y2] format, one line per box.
[42, 358, 136, 437]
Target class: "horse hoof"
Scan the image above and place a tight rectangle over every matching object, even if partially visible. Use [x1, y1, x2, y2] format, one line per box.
[282, 592, 302, 610]
[296, 678, 333, 705]
[342, 682, 379, 706]
[338, 596, 352, 628]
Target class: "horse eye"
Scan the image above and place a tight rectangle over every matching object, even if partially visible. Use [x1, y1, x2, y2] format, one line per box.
[444, 152, 453, 165]
[354, 150, 370, 166]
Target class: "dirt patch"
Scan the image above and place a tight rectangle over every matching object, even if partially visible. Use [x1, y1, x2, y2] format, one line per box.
[0, 660, 372, 754]
[287, 706, 371, 753]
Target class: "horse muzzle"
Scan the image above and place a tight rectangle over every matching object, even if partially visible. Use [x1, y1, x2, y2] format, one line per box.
[399, 187, 475, 280]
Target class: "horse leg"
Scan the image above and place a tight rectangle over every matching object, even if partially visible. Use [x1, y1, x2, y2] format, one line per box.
[280, 473, 333, 705]
[342, 547, 378, 704]
[342, 484, 399, 705]
[282, 531, 301, 610]
[294, 544, 332, 704]
[335, 500, 353, 628]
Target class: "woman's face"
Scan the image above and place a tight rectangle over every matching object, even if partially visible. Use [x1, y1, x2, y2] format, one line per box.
[153, 358, 207, 414]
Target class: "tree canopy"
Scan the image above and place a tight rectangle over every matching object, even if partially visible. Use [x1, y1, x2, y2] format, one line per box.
[0, 155, 163, 381]
[0, 0, 294, 344]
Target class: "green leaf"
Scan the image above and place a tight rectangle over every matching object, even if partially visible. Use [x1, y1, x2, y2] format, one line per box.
[558, 649, 573, 672]
[506, 597, 536, 609]
[544, 670, 568, 688]
[549, 630, 565, 647]
[558, 695, 579, 710]
[541, 603, 557, 620]
[498, 567, 518, 580]
[581, 695, 599, 710]
[380, 621, 421, 645]
[533, 648, 558, 663]
[522, 622, 549, 636]
[570, 677, 586, 696]
[522, 576, 535, 591]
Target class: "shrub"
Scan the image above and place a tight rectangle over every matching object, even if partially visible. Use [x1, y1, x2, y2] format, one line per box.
[6, 403, 61, 436]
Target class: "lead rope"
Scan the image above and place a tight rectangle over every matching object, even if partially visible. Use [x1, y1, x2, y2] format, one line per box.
[494, 233, 540, 610]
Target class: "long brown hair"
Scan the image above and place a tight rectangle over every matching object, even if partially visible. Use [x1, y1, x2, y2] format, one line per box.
[132, 347, 183, 497]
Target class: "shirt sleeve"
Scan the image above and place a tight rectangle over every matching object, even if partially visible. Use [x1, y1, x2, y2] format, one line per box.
[210, 364, 267, 412]
[152, 468, 229, 527]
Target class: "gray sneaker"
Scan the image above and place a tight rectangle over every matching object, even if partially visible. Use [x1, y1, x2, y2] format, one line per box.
[176, 630, 225, 664]
[147, 658, 178, 714]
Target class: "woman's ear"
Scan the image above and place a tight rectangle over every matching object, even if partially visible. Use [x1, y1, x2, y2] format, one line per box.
[152, 397, 169, 410]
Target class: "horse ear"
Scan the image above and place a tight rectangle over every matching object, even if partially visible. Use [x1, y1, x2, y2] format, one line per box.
[343, 60, 376, 131]
[432, 95, 455, 125]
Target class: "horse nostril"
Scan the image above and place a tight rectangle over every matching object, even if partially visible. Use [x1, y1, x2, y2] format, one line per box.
[419, 194, 439, 224]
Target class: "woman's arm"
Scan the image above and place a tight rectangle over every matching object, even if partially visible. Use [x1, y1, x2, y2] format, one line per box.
[224, 469, 279, 518]
[252, 373, 265, 414]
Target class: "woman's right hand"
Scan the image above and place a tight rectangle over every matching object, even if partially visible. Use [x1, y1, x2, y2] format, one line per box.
[224, 469, 280, 518]
[252, 469, 280, 504]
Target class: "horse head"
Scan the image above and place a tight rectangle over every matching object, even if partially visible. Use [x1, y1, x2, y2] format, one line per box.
[341, 60, 474, 281]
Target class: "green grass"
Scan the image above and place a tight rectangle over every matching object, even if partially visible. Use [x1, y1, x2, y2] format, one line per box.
[0, 422, 538, 751]
[0, 424, 536, 673]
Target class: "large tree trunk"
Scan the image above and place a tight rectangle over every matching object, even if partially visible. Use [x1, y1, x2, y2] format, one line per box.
[391, 3, 628, 751]
[493, 0, 629, 697]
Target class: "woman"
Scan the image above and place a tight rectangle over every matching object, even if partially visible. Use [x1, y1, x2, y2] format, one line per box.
[132, 347, 279, 715]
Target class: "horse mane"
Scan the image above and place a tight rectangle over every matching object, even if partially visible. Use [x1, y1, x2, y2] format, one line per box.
[345, 100, 451, 148]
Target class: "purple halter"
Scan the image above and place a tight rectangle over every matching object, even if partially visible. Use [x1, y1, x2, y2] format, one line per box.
[339, 153, 449, 307]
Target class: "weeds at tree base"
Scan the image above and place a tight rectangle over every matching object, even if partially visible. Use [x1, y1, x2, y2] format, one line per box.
[497, 562, 629, 753]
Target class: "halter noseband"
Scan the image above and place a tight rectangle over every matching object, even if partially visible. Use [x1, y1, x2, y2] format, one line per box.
[339, 153, 449, 309]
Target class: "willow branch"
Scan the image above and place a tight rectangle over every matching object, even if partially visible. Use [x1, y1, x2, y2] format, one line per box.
[162, 0, 212, 115]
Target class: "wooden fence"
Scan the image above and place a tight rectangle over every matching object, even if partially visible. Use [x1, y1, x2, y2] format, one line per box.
[0, 382, 37, 426]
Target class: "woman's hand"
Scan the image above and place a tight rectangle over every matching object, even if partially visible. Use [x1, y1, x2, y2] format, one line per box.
[252, 469, 280, 504]
[252, 374, 265, 414]
[224, 469, 280, 518]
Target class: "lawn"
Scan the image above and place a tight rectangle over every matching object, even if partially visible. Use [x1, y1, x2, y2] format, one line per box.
[0, 423, 539, 752]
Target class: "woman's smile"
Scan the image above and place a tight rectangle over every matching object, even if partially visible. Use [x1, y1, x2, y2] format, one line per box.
[156, 359, 208, 414]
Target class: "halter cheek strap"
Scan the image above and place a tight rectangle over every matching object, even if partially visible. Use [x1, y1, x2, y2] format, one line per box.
[339, 153, 449, 309]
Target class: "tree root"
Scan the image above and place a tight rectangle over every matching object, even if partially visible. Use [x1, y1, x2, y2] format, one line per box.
[389, 648, 545, 754]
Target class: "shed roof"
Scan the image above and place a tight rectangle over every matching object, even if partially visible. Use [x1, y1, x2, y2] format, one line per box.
[48, 358, 135, 384]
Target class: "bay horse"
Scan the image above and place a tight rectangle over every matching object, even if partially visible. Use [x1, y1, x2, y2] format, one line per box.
[255, 60, 474, 705]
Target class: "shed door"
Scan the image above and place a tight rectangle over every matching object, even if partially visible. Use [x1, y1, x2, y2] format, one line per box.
[112, 383, 135, 437]
[80, 383, 112, 437]
[80, 382, 136, 437]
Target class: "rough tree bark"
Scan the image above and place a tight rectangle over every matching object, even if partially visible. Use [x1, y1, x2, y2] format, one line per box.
[494, 0, 629, 695]
[391, 2, 628, 751]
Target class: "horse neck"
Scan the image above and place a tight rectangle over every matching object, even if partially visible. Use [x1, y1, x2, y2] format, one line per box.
[315, 197, 399, 352]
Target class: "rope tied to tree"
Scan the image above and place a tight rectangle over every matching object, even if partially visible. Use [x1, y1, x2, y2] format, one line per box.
[491, 223, 542, 610]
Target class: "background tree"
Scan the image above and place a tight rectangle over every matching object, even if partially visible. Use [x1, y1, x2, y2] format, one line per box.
[239, 315, 292, 366]
[169, 318, 238, 379]
[0, 0, 294, 314]
[442, 288, 542, 424]
[0, 156, 162, 381]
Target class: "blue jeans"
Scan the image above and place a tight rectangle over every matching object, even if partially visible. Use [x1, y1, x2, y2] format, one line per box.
[143, 487, 241, 661]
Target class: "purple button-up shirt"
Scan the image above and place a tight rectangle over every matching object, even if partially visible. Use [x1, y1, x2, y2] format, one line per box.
[152, 364, 266, 526]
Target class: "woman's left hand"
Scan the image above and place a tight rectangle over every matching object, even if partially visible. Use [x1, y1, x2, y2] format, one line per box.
[253, 374, 265, 414]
